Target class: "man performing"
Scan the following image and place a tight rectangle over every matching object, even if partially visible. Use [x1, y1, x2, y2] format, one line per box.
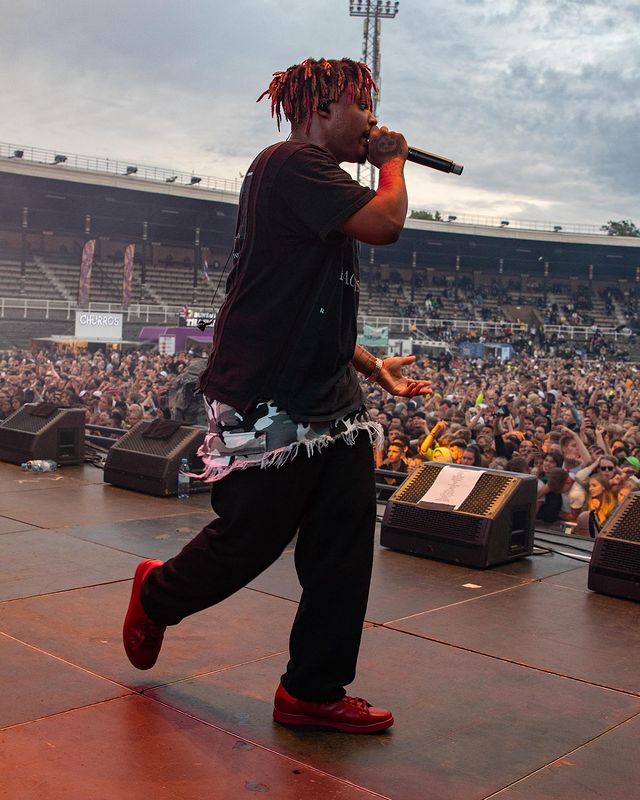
[123, 57, 430, 733]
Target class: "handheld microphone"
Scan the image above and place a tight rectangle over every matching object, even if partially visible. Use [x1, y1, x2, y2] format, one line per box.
[407, 147, 463, 175]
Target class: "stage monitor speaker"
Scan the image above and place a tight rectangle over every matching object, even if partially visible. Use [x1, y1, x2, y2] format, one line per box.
[0, 404, 85, 465]
[380, 462, 536, 568]
[104, 420, 207, 496]
[588, 492, 640, 602]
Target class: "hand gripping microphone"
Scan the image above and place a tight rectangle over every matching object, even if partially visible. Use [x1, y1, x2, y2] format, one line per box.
[407, 146, 463, 175]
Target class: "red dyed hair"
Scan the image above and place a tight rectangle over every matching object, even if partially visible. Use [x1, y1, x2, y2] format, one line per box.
[257, 57, 376, 133]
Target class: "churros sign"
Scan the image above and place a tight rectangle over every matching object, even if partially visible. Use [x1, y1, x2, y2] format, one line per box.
[74, 311, 123, 341]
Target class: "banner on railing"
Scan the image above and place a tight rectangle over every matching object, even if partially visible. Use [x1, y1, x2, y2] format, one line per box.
[122, 243, 135, 307]
[358, 323, 389, 349]
[78, 239, 95, 307]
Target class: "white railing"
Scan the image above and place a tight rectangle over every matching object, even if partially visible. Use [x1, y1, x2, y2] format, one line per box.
[413, 214, 609, 237]
[359, 315, 635, 341]
[0, 296, 201, 323]
[542, 323, 631, 341]
[359, 315, 528, 335]
[0, 298, 633, 342]
[0, 141, 242, 195]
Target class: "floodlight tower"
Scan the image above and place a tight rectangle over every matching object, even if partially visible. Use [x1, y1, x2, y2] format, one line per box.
[349, 0, 400, 188]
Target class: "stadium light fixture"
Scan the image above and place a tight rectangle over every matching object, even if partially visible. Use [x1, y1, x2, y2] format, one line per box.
[52, 154, 67, 164]
[349, 0, 399, 17]
[125, 165, 138, 175]
[165, 175, 178, 183]
[190, 176, 202, 185]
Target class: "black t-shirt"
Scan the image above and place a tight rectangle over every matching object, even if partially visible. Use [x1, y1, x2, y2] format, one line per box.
[536, 491, 562, 523]
[200, 141, 375, 422]
[379, 459, 409, 485]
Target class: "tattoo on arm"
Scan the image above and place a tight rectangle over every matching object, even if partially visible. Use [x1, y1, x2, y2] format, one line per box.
[369, 136, 405, 161]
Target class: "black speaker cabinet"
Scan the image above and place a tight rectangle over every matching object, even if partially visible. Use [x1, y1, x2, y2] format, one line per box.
[588, 492, 640, 602]
[380, 462, 536, 568]
[104, 420, 208, 496]
[0, 404, 85, 465]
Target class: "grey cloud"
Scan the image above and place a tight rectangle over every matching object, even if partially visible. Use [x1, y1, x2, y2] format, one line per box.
[1, 0, 638, 225]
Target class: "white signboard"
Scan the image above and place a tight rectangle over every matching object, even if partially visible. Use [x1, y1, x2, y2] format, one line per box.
[184, 310, 215, 327]
[158, 335, 176, 356]
[74, 310, 123, 342]
[389, 338, 413, 356]
[419, 466, 484, 511]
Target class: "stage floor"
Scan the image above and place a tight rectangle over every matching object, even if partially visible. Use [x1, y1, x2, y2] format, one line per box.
[1, 461, 639, 800]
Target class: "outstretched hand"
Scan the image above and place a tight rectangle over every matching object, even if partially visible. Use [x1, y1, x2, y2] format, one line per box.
[377, 356, 431, 397]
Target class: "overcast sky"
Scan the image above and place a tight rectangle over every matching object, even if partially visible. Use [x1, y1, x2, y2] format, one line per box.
[2, 0, 638, 226]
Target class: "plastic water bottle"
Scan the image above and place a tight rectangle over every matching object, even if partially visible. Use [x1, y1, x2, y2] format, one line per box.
[21, 459, 58, 472]
[177, 457, 190, 499]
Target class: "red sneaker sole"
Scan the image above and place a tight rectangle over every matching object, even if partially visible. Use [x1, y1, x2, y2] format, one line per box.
[273, 708, 393, 733]
[123, 559, 164, 670]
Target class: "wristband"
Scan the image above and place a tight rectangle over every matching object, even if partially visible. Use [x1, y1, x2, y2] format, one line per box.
[368, 357, 383, 383]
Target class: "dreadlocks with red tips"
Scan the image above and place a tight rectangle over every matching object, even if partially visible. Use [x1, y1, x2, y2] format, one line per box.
[257, 58, 376, 134]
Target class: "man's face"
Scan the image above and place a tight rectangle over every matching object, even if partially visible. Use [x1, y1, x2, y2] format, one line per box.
[324, 93, 377, 164]
[407, 416, 426, 432]
[386, 444, 404, 463]
[534, 426, 547, 441]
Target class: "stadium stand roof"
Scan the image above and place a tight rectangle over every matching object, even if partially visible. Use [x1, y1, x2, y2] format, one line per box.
[2, 143, 639, 280]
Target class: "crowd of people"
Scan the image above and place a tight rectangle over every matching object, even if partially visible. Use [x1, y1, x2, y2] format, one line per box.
[367, 275, 640, 334]
[370, 351, 640, 535]
[2, 342, 640, 536]
[410, 321, 632, 361]
[0, 347, 198, 430]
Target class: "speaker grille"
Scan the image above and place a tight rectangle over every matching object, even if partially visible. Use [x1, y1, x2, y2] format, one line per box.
[386, 503, 482, 543]
[112, 424, 199, 458]
[393, 463, 516, 517]
[594, 539, 640, 574]
[1, 406, 65, 434]
[603, 494, 640, 542]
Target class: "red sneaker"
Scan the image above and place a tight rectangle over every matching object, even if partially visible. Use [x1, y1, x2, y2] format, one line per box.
[273, 683, 393, 733]
[123, 559, 166, 670]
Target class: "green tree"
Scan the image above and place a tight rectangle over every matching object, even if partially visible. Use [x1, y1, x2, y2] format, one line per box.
[603, 219, 640, 237]
[409, 209, 443, 221]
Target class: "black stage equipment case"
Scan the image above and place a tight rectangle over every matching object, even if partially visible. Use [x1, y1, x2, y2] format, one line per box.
[380, 462, 537, 568]
[588, 492, 640, 602]
[104, 420, 207, 496]
[0, 404, 85, 465]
